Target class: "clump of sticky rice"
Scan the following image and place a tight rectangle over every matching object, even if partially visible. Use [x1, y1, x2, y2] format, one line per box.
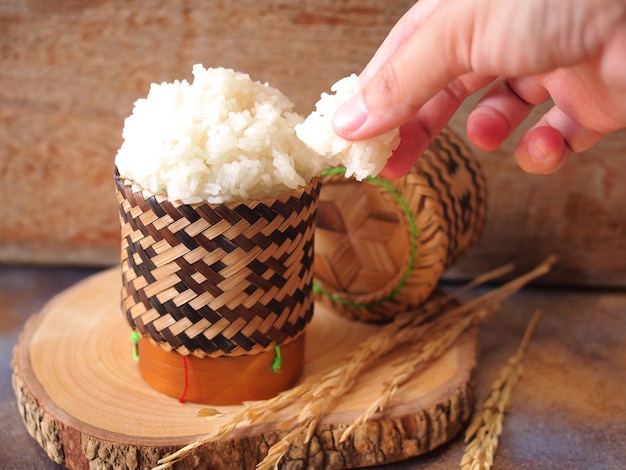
[295, 74, 400, 181]
[115, 64, 325, 204]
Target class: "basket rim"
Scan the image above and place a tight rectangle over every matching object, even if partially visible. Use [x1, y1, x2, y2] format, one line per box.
[114, 167, 322, 209]
[313, 167, 440, 309]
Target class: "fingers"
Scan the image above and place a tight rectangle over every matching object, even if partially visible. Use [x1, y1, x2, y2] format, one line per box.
[467, 77, 550, 151]
[464, 76, 605, 174]
[333, 0, 474, 140]
[380, 117, 430, 179]
[381, 72, 494, 179]
[332, 0, 622, 177]
[515, 107, 606, 174]
[360, 0, 443, 85]
[600, 22, 626, 90]
[514, 126, 568, 174]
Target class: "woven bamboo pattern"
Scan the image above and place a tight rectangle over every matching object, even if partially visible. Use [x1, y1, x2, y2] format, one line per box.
[313, 127, 486, 322]
[115, 171, 321, 358]
[429, 127, 487, 266]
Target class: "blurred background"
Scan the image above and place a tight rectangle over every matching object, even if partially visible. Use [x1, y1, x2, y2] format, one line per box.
[1, 0, 625, 287]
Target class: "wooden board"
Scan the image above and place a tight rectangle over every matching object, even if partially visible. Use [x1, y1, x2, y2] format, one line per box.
[12, 268, 476, 470]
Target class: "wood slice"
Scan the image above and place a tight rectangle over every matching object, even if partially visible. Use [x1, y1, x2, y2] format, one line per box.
[12, 268, 476, 470]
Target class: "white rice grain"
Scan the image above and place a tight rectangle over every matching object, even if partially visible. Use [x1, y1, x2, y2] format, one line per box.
[115, 65, 325, 203]
[295, 74, 400, 181]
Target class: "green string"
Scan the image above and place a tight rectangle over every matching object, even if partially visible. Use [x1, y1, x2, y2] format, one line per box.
[131, 331, 141, 362]
[271, 344, 282, 372]
[313, 167, 419, 308]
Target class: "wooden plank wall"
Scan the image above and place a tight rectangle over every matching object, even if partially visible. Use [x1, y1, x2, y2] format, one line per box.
[1, 0, 625, 287]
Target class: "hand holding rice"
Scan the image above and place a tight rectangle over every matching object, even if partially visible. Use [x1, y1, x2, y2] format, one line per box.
[295, 74, 401, 181]
[115, 65, 326, 203]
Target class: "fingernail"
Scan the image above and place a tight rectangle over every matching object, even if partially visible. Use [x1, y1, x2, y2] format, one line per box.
[332, 92, 368, 136]
[528, 135, 551, 160]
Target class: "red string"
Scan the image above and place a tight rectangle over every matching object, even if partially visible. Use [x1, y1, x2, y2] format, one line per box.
[179, 355, 189, 403]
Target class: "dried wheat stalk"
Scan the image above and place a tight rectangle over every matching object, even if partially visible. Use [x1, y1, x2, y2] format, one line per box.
[460, 309, 542, 470]
[339, 259, 552, 442]
[155, 257, 555, 470]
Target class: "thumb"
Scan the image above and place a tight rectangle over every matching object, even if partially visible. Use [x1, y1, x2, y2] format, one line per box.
[332, 0, 474, 140]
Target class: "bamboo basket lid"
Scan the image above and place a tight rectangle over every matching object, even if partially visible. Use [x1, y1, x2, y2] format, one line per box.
[313, 127, 487, 322]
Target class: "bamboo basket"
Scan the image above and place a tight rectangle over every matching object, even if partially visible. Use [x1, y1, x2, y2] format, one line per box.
[115, 170, 321, 404]
[313, 127, 487, 323]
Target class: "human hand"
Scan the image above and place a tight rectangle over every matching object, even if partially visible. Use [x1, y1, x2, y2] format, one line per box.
[332, 0, 626, 177]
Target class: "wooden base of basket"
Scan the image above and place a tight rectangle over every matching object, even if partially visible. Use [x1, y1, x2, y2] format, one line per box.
[138, 334, 304, 405]
[12, 268, 476, 469]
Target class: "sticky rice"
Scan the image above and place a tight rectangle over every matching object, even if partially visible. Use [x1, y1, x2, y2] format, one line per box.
[295, 74, 400, 181]
[115, 64, 325, 203]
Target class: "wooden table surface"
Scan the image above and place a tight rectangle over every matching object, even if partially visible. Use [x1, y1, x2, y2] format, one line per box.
[1, 265, 624, 470]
